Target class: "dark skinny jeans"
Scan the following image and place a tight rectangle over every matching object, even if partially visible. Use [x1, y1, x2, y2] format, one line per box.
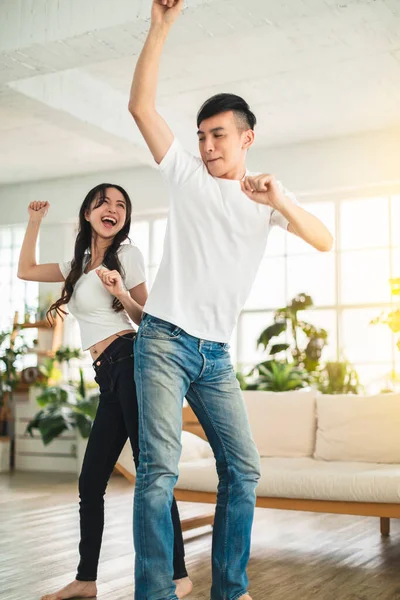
[76, 332, 187, 581]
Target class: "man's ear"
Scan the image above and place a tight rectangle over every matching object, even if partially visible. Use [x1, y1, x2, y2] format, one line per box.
[242, 129, 255, 150]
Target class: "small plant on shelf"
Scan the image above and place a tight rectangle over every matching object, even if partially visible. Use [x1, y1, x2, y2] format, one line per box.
[0, 329, 29, 436]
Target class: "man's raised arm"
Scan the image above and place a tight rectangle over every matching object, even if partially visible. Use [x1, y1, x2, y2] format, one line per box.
[128, 0, 184, 164]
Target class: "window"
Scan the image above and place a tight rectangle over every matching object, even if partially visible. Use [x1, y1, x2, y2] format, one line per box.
[238, 194, 399, 392]
[0, 226, 39, 332]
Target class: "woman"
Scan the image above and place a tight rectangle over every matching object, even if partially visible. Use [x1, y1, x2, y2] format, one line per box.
[18, 184, 192, 600]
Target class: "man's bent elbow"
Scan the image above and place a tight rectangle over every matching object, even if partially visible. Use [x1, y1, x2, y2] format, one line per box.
[128, 102, 157, 124]
[318, 236, 334, 252]
[128, 101, 138, 118]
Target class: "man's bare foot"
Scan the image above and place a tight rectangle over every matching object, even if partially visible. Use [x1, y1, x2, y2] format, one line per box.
[41, 579, 97, 600]
[174, 576, 193, 599]
[238, 595, 252, 600]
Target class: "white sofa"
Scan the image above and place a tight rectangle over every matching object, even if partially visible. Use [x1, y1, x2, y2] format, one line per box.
[117, 390, 400, 536]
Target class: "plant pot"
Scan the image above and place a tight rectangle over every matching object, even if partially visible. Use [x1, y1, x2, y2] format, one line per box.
[0, 436, 11, 472]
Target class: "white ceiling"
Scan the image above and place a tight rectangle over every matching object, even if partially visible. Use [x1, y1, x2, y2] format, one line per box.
[1, 0, 400, 184]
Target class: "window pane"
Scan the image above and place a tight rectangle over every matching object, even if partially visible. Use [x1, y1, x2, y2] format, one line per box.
[340, 197, 389, 250]
[25, 282, 39, 310]
[13, 243, 27, 264]
[265, 226, 286, 257]
[147, 265, 160, 290]
[287, 201, 336, 255]
[0, 248, 12, 265]
[0, 227, 39, 331]
[353, 363, 394, 395]
[244, 257, 286, 310]
[391, 195, 400, 245]
[287, 253, 335, 306]
[392, 248, 400, 280]
[300, 309, 337, 361]
[341, 308, 393, 363]
[0, 298, 11, 331]
[0, 228, 12, 246]
[13, 228, 25, 247]
[395, 354, 400, 388]
[340, 249, 391, 304]
[130, 220, 149, 265]
[0, 264, 11, 284]
[238, 311, 274, 370]
[152, 218, 167, 264]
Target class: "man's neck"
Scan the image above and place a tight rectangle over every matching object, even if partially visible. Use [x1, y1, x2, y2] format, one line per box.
[218, 163, 247, 181]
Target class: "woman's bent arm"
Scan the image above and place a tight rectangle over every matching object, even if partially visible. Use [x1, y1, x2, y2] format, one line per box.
[18, 202, 65, 283]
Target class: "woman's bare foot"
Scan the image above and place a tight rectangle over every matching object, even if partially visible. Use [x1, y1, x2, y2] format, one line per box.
[174, 576, 193, 599]
[41, 579, 97, 600]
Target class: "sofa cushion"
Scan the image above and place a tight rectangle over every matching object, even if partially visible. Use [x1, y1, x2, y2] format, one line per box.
[180, 431, 213, 462]
[116, 431, 213, 477]
[243, 390, 317, 457]
[315, 393, 400, 463]
[176, 456, 400, 503]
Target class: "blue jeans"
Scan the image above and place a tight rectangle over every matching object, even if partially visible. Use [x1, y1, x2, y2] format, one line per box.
[133, 314, 261, 600]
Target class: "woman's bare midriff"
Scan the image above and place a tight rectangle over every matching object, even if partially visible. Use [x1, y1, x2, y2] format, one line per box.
[89, 329, 135, 361]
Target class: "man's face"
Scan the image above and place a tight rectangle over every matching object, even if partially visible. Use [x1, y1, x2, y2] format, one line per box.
[197, 111, 254, 178]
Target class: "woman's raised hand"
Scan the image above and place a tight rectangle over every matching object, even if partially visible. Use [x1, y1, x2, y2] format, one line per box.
[28, 201, 50, 222]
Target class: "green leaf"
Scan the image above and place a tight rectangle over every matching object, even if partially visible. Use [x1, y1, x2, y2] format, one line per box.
[72, 396, 99, 420]
[76, 413, 92, 439]
[289, 293, 314, 312]
[269, 343, 290, 356]
[257, 322, 286, 350]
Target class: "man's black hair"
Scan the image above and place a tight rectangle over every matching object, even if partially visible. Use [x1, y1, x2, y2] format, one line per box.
[196, 93, 257, 131]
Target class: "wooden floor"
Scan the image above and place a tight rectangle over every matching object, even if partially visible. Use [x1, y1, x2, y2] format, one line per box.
[1, 472, 400, 600]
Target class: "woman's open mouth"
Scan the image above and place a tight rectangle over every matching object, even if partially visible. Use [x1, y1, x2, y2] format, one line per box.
[101, 216, 117, 229]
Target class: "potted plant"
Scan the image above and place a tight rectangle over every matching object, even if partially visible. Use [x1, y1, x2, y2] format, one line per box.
[26, 366, 99, 474]
[239, 360, 310, 392]
[256, 293, 328, 373]
[238, 293, 326, 392]
[316, 360, 361, 395]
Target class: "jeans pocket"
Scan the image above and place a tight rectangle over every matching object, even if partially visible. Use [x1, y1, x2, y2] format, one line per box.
[94, 364, 113, 394]
[140, 316, 182, 340]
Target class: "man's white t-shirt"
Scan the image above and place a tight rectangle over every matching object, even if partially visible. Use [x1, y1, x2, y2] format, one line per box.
[144, 138, 298, 343]
[59, 244, 146, 350]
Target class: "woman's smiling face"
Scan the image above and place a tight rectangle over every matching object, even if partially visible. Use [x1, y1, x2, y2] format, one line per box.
[85, 187, 127, 239]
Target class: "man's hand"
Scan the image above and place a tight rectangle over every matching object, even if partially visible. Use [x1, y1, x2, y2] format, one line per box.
[96, 268, 126, 299]
[28, 201, 50, 222]
[240, 175, 287, 210]
[151, 0, 184, 27]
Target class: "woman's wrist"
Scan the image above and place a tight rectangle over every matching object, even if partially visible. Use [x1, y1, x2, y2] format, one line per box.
[28, 218, 42, 227]
[115, 289, 130, 302]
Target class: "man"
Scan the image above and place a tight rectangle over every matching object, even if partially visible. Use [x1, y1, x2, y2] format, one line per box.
[129, 2, 333, 599]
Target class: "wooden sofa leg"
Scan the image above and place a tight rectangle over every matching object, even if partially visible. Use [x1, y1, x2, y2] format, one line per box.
[181, 513, 214, 532]
[380, 517, 390, 537]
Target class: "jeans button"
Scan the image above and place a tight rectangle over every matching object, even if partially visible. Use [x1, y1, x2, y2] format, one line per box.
[96, 361, 101, 366]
